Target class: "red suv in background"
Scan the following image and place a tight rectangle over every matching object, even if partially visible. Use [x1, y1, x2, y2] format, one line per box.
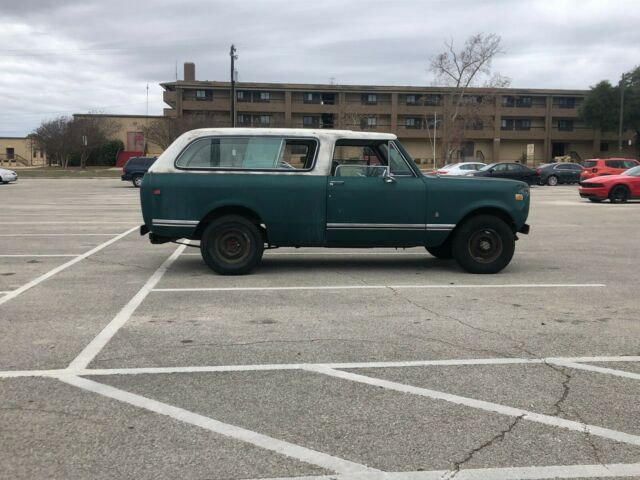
[580, 158, 639, 181]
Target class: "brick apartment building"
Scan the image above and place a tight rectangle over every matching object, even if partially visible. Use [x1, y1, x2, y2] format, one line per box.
[160, 63, 636, 166]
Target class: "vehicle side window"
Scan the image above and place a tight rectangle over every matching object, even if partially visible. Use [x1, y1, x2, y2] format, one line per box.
[460, 164, 474, 170]
[493, 163, 508, 172]
[331, 140, 413, 177]
[506, 164, 521, 171]
[176, 136, 317, 170]
[606, 160, 620, 169]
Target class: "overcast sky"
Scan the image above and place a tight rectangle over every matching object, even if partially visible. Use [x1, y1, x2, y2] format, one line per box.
[1, 0, 638, 136]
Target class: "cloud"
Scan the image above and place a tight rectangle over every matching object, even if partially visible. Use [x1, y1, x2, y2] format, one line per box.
[1, 0, 639, 135]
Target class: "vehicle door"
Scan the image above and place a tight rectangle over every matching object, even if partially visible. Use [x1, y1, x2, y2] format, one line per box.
[490, 163, 510, 179]
[506, 163, 526, 181]
[554, 164, 570, 182]
[326, 140, 427, 246]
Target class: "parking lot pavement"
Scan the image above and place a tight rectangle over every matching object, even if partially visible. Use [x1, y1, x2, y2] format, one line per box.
[1, 179, 640, 479]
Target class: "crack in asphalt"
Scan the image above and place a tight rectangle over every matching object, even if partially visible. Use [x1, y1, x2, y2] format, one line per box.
[439, 414, 524, 479]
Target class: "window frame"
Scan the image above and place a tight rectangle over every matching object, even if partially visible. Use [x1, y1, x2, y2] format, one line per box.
[330, 139, 417, 178]
[173, 135, 320, 173]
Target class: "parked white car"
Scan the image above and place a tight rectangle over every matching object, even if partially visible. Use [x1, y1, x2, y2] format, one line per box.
[433, 162, 486, 176]
[0, 167, 18, 184]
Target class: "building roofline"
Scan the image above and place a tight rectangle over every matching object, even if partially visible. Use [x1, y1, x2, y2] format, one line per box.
[72, 113, 164, 119]
[160, 80, 588, 95]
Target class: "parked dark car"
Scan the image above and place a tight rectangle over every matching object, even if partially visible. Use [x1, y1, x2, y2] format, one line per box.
[122, 157, 157, 187]
[536, 162, 582, 186]
[470, 162, 539, 185]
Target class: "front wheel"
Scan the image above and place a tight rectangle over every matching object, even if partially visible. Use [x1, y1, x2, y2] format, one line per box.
[200, 215, 264, 275]
[609, 185, 629, 204]
[452, 215, 515, 274]
[547, 175, 558, 186]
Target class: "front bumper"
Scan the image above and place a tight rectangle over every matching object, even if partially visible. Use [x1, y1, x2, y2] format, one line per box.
[579, 187, 608, 200]
[121, 174, 132, 181]
[518, 223, 530, 235]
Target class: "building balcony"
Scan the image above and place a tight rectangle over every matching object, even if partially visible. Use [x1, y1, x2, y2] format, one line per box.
[236, 101, 285, 113]
[550, 107, 579, 117]
[290, 102, 339, 114]
[499, 127, 546, 140]
[163, 90, 177, 106]
[500, 106, 547, 117]
[396, 105, 444, 115]
[181, 99, 230, 111]
[550, 127, 594, 141]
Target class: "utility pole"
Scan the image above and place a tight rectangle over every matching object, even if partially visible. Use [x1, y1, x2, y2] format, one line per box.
[145, 83, 149, 117]
[230, 44, 238, 127]
[618, 73, 628, 152]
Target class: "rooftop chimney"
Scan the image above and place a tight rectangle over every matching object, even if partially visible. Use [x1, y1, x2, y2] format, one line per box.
[184, 62, 195, 82]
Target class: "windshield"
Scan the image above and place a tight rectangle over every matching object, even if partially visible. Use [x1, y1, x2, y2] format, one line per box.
[479, 163, 497, 171]
[624, 165, 640, 176]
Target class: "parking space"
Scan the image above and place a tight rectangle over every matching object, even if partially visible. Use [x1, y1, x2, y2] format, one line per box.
[1, 179, 640, 479]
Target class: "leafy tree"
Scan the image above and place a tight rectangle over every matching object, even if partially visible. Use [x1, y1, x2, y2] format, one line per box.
[32, 116, 74, 167]
[580, 66, 640, 154]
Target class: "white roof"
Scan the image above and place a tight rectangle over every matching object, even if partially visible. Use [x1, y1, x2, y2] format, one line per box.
[150, 127, 397, 174]
[182, 127, 396, 141]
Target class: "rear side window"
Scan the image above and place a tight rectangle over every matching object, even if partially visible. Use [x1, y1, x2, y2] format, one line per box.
[176, 136, 317, 170]
[606, 160, 622, 168]
[583, 160, 597, 168]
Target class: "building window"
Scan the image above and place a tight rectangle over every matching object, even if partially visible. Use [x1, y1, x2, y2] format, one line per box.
[500, 119, 513, 130]
[515, 119, 531, 130]
[502, 96, 515, 107]
[259, 115, 271, 126]
[362, 93, 377, 105]
[405, 117, 416, 128]
[600, 142, 609, 152]
[303, 92, 318, 104]
[466, 119, 484, 130]
[406, 94, 418, 105]
[558, 119, 573, 131]
[557, 97, 576, 109]
[196, 90, 206, 99]
[237, 91, 250, 102]
[515, 96, 532, 107]
[424, 94, 440, 106]
[361, 116, 377, 129]
[259, 92, 271, 102]
[303, 116, 318, 127]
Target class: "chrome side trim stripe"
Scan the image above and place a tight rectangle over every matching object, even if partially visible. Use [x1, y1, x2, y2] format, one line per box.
[326, 223, 455, 231]
[152, 219, 199, 228]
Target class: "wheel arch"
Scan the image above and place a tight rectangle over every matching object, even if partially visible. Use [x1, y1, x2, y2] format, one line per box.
[193, 205, 267, 241]
[455, 206, 517, 234]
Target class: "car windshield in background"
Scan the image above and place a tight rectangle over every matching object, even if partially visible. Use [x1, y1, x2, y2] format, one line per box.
[624, 166, 640, 176]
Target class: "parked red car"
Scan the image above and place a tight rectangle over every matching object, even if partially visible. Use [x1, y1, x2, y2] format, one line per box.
[579, 165, 640, 203]
[580, 158, 639, 181]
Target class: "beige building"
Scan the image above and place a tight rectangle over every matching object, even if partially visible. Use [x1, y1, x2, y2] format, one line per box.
[0, 136, 47, 167]
[72, 114, 164, 157]
[160, 63, 637, 166]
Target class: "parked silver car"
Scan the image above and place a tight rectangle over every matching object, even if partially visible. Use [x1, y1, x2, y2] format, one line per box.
[0, 167, 18, 184]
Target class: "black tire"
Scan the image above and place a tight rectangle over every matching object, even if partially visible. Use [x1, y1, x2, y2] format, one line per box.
[547, 175, 558, 186]
[588, 198, 602, 203]
[609, 185, 629, 204]
[200, 215, 264, 275]
[426, 241, 453, 259]
[132, 175, 143, 188]
[452, 215, 515, 274]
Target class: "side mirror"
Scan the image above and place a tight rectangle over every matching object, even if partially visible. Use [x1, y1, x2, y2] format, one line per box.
[384, 172, 396, 184]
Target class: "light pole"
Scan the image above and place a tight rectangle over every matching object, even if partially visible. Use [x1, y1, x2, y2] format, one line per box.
[618, 73, 630, 152]
[230, 45, 238, 127]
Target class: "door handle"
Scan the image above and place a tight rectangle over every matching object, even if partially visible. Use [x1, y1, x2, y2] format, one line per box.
[329, 180, 345, 186]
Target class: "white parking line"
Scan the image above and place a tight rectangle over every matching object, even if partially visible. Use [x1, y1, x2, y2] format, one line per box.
[2, 221, 138, 225]
[239, 462, 640, 479]
[551, 361, 640, 381]
[152, 283, 605, 293]
[58, 375, 378, 475]
[2, 355, 639, 379]
[0, 226, 137, 307]
[0, 254, 80, 257]
[305, 366, 640, 447]
[0, 233, 124, 237]
[67, 245, 186, 370]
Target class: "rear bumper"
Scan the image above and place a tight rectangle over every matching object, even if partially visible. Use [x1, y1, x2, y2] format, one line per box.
[121, 173, 132, 181]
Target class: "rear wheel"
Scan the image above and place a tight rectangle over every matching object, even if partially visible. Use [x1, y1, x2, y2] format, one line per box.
[132, 175, 143, 188]
[547, 175, 558, 186]
[200, 215, 264, 275]
[609, 185, 629, 204]
[452, 215, 515, 274]
[426, 241, 453, 259]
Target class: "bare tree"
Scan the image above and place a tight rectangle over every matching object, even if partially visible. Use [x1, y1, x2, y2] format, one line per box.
[70, 115, 119, 168]
[32, 116, 74, 167]
[430, 33, 509, 162]
[142, 115, 212, 150]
